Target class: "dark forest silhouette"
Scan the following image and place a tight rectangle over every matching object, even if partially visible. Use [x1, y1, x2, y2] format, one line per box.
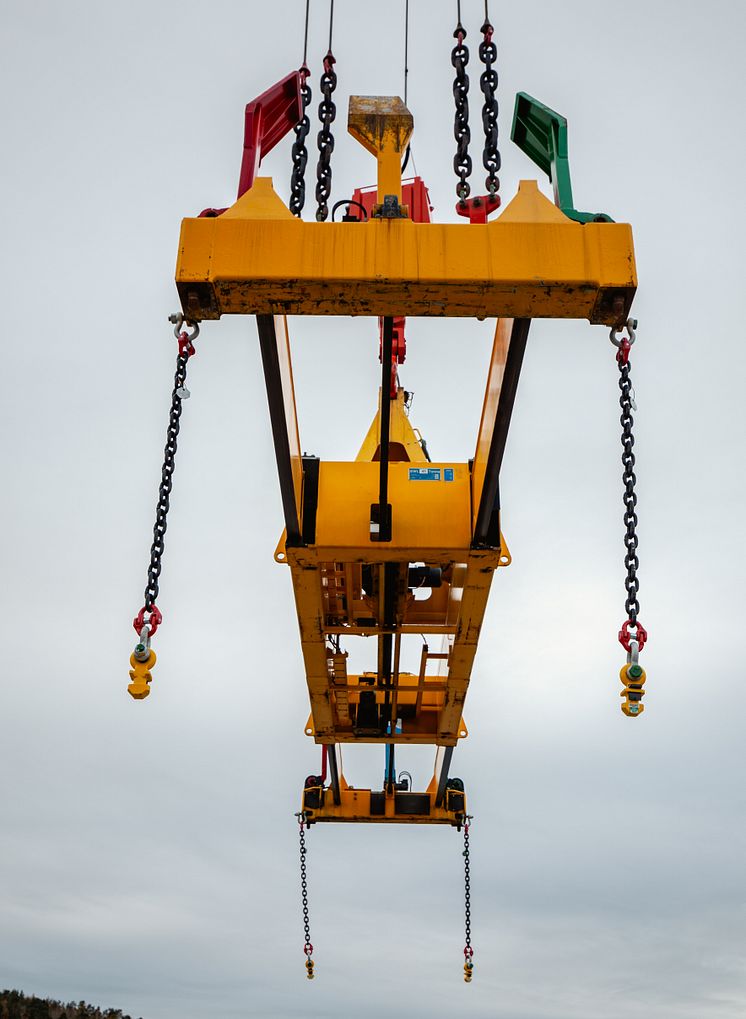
[1, 991, 142, 1019]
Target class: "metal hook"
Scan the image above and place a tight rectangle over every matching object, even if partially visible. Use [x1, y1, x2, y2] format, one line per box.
[609, 317, 637, 348]
[169, 312, 200, 342]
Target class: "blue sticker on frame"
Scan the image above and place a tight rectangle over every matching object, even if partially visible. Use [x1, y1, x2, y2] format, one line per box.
[409, 468, 441, 481]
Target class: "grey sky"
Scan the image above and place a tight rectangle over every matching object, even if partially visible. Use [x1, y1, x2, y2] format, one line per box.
[2, 1, 745, 1017]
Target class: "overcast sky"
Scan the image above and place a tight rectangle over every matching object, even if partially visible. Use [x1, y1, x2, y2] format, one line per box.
[2, 1, 745, 1017]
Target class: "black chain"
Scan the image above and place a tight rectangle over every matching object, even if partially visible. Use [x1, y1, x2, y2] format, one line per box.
[289, 0, 312, 218]
[289, 69, 312, 217]
[618, 351, 639, 626]
[315, 51, 337, 222]
[141, 320, 197, 622]
[451, 16, 472, 202]
[298, 815, 315, 979]
[479, 10, 501, 196]
[463, 817, 474, 982]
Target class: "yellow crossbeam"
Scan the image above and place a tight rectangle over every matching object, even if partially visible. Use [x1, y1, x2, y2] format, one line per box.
[176, 177, 636, 324]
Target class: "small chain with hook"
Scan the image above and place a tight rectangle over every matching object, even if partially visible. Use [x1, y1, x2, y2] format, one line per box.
[133, 313, 199, 642]
[610, 319, 648, 712]
[296, 812, 315, 978]
[462, 814, 474, 982]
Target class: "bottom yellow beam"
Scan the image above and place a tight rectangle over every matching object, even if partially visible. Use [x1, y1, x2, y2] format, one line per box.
[301, 782, 466, 825]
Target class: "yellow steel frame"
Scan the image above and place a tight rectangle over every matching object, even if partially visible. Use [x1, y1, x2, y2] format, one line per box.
[173, 97, 637, 825]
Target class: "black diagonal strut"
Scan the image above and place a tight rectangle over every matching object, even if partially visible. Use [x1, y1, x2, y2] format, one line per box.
[257, 315, 302, 545]
[435, 746, 455, 807]
[379, 561, 399, 783]
[473, 318, 531, 547]
[327, 742, 341, 806]
[371, 315, 394, 542]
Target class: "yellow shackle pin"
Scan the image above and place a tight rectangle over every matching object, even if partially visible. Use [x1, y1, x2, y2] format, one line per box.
[128, 648, 156, 699]
[620, 662, 646, 717]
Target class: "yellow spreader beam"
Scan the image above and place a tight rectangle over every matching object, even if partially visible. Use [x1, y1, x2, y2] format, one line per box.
[175, 95, 636, 326]
[177, 177, 635, 323]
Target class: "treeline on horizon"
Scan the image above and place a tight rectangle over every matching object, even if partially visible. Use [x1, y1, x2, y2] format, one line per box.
[0, 991, 142, 1019]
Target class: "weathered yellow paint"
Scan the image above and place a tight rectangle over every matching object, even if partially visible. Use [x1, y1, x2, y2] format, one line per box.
[347, 95, 412, 205]
[176, 178, 636, 324]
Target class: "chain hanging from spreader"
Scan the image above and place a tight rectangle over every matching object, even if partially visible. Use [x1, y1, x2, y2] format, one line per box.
[452, 2, 503, 223]
[289, 0, 312, 217]
[479, 2, 500, 198]
[451, 3, 472, 204]
[462, 815, 474, 982]
[128, 313, 199, 700]
[610, 318, 648, 716]
[296, 812, 315, 979]
[315, 0, 337, 222]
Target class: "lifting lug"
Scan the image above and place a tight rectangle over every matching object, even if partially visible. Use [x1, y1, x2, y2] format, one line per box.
[128, 648, 156, 700]
[620, 661, 646, 717]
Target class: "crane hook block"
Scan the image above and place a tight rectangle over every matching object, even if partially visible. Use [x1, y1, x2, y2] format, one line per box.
[128, 649, 157, 700]
[620, 662, 646, 717]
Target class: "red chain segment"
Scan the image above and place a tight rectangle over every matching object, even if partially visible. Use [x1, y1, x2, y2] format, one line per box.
[133, 604, 163, 637]
[177, 331, 197, 358]
[618, 619, 647, 653]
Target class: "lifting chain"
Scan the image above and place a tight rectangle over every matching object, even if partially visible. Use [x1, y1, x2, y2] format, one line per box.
[290, 69, 312, 217]
[315, 2, 337, 222]
[610, 319, 648, 716]
[289, 0, 312, 218]
[296, 812, 315, 978]
[479, 3, 501, 196]
[129, 313, 199, 697]
[462, 815, 474, 982]
[451, 5, 472, 204]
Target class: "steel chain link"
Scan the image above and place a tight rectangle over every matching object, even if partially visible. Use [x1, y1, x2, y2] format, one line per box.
[451, 21, 472, 202]
[610, 318, 647, 683]
[479, 16, 501, 195]
[289, 68, 312, 217]
[297, 813, 315, 978]
[463, 816, 474, 981]
[315, 52, 337, 222]
[140, 315, 198, 627]
[618, 351, 640, 626]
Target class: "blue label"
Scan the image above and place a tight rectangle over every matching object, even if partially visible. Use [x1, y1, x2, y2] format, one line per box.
[444, 468, 454, 482]
[409, 468, 441, 481]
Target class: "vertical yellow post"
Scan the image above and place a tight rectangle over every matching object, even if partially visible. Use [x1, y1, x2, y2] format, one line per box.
[347, 95, 413, 207]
